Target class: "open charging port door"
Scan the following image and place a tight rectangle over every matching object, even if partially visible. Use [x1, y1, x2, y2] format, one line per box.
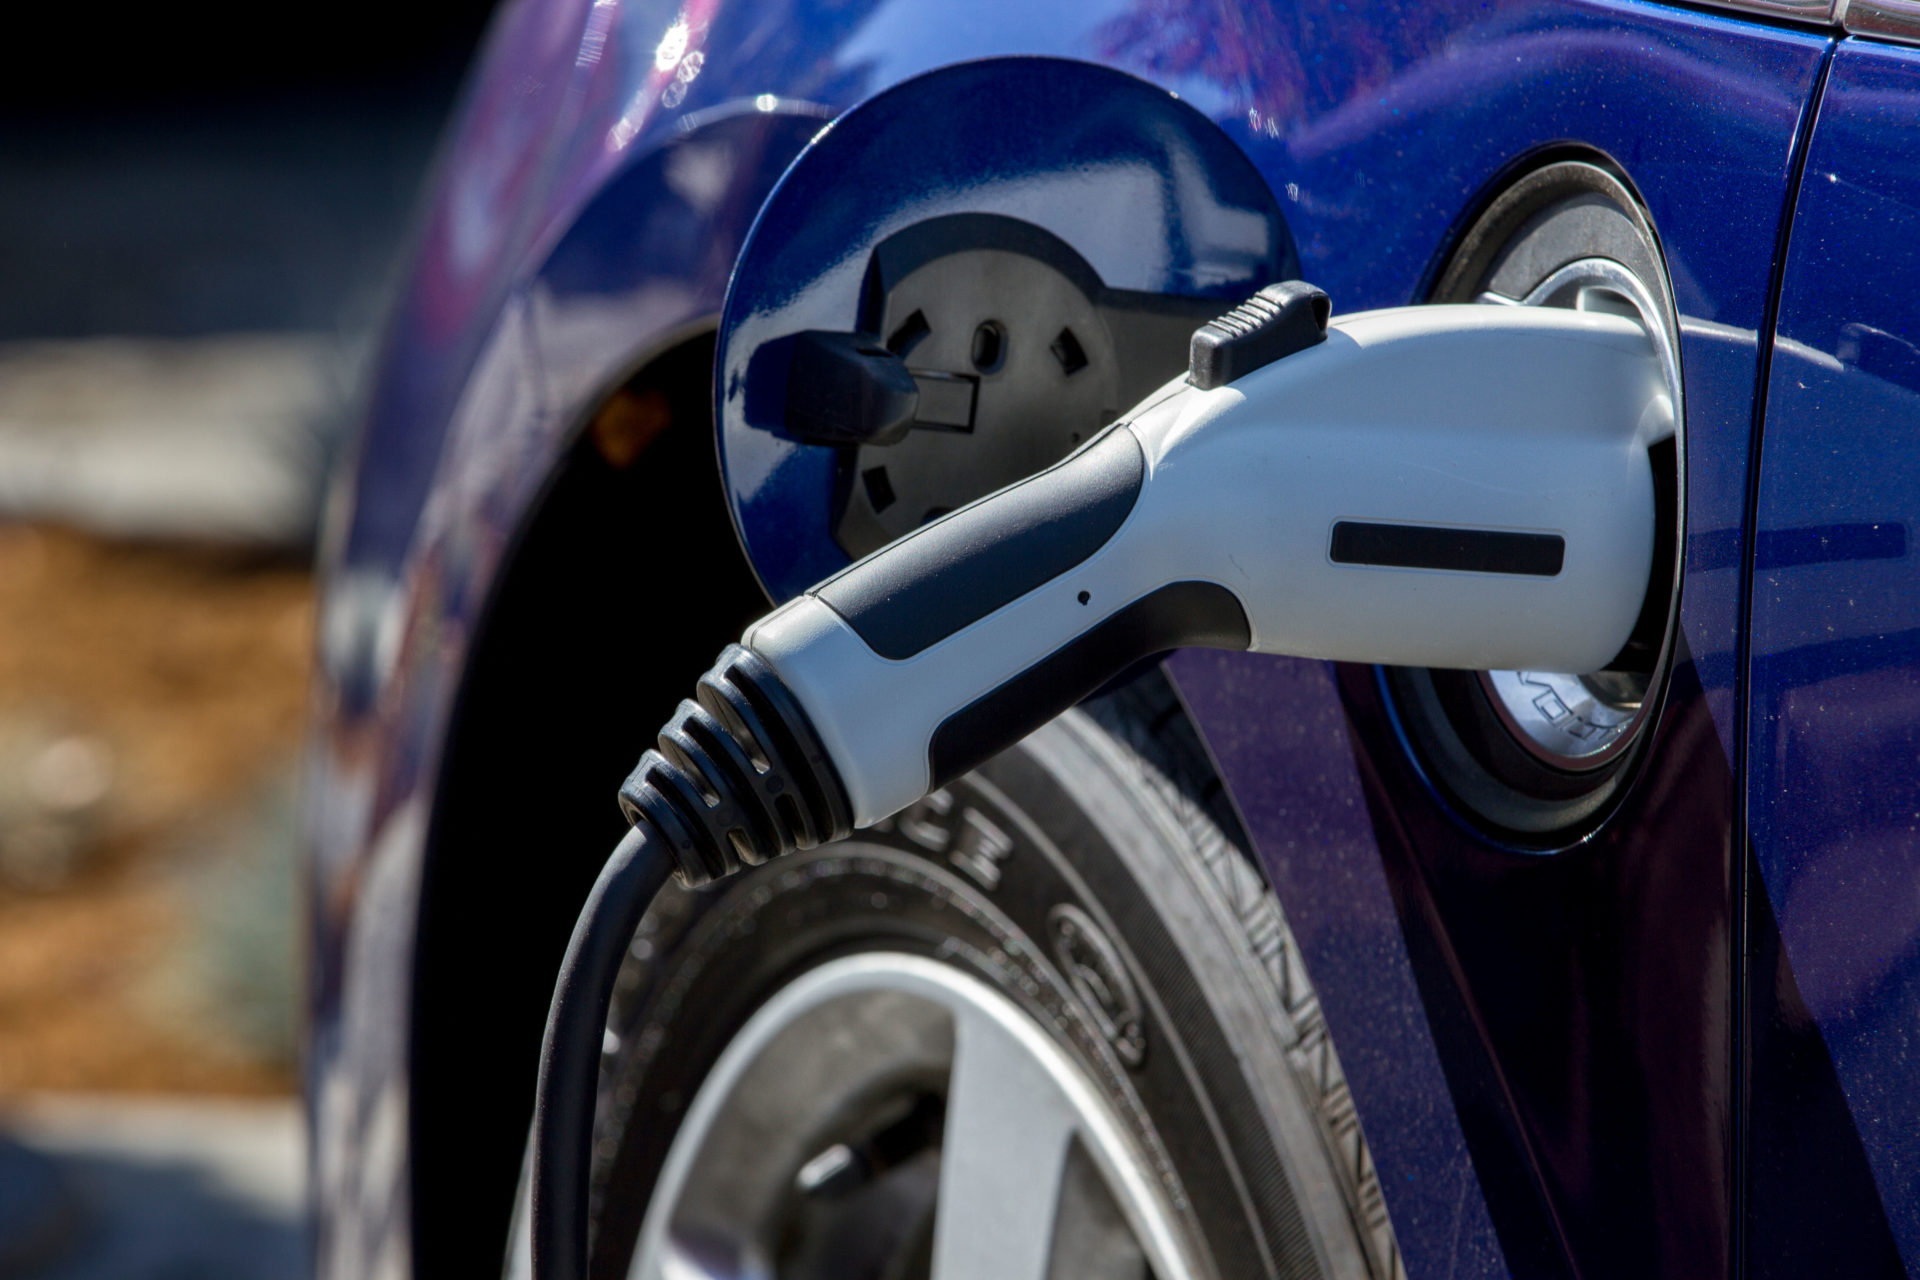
[716, 57, 1297, 602]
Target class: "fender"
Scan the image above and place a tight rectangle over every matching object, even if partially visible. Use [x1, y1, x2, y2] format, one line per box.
[309, 94, 831, 1280]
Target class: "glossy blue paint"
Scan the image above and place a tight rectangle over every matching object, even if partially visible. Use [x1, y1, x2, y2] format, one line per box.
[1120, 12, 1826, 1270]
[1167, 649, 1510, 1277]
[1151, 0, 1824, 770]
[1751, 38, 1920, 1274]
[333, 0, 596, 582]
[533, 102, 833, 414]
[1134, 8, 1826, 1267]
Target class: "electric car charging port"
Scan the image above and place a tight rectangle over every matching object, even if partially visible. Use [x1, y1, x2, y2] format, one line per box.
[1389, 158, 1685, 844]
[813, 214, 1226, 558]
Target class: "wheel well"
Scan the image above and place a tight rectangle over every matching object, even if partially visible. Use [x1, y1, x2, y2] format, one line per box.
[407, 329, 770, 1278]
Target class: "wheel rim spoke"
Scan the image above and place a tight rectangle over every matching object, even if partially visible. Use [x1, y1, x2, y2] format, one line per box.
[929, 1006, 1081, 1280]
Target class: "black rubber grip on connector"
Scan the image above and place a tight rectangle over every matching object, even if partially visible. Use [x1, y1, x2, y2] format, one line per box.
[814, 426, 1145, 659]
[1188, 281, 1330, 390]
[619, 645, 852, 887]
[927, 580, 1251, 788]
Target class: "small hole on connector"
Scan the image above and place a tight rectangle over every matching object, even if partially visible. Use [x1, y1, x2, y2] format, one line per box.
[971, 321, 1006, 373]
[862, 466, 896, 513]
[1051, 326, 1088, 376]
[1077, 590, 1091, 605]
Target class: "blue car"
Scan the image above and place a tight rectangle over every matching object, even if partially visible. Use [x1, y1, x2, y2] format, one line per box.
[304, 1, 1920, 1276]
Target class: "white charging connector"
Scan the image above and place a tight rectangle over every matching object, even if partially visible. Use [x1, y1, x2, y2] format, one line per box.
[746, 292, 1669, 825]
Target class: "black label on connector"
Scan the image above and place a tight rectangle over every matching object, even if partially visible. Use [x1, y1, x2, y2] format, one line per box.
[1330, 521, 1565, 576]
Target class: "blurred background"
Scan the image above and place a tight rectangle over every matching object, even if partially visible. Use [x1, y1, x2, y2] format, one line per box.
[0, 5, 495, 1274]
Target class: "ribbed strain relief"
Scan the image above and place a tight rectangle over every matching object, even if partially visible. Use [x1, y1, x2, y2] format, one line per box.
[618, 645, 852, 888]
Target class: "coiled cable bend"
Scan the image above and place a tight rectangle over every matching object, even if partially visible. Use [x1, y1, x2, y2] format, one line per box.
[530, 645, 852, 1280]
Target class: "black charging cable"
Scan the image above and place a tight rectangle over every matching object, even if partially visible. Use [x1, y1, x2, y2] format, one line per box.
[529, 645, 851, 1280]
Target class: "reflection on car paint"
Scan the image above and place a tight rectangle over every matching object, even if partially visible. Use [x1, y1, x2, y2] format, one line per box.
[1752, 37, 1920, 1275]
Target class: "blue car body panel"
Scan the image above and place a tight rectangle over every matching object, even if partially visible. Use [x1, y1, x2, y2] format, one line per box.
[302, 0, 1920, 1276]
[1751, 37, 1920, 1274]
[1144, 11, 1831, 1276]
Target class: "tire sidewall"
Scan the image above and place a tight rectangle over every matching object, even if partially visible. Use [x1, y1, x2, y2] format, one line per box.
[589, 703, 1375, 1280]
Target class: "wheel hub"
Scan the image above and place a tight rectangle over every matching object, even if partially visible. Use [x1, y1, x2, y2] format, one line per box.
[625, 952, 1198, 1280]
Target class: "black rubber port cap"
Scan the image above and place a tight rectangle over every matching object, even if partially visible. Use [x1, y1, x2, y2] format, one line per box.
[784, 330, 920, 446]
[1188, 281, 1330, 390]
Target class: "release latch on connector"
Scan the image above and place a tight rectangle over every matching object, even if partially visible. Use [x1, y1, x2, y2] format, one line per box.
[1187, 280, 1330, 389]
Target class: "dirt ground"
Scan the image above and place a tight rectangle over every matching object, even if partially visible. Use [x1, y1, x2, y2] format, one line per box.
[0, 525, 310, 1096]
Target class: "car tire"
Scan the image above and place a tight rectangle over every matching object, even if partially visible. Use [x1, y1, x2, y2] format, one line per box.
[530, 671, 1401, 1280]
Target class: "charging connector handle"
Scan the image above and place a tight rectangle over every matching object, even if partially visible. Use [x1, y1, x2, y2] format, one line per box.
[748, 300, 1667, 826]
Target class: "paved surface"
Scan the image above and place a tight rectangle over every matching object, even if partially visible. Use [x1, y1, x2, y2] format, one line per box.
[0, 334, 353, 545]
[0, 92, 449, 548]
[0, 1095, 305, 1280]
